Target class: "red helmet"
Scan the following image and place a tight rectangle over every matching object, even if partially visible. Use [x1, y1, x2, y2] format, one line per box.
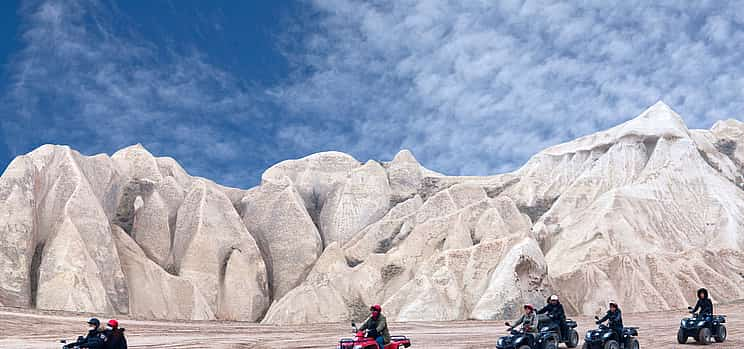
[524, 304, 535, 311]
[370, 304, 382, 312]
[107, 319, 119, 328]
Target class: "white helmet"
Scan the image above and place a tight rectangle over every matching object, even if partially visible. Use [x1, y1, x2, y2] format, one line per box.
[549, 295, 559, 301]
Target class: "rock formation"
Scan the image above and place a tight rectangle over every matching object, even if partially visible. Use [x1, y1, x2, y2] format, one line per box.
[1, 102, 743, 324]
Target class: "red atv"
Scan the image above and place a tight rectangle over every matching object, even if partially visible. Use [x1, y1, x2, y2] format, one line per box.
[337, 322, 412, 349]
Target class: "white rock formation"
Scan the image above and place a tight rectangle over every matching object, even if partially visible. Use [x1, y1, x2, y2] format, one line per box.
[1, 101, 743, 323]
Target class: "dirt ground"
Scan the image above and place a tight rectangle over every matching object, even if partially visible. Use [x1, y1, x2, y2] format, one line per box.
[0, 302, 741, 348]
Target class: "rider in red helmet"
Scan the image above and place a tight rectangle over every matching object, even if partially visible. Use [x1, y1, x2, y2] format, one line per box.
[359, 304, 390, 349]
[103, 319, 127, 349]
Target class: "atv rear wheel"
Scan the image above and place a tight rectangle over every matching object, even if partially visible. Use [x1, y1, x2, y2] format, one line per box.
[714, 325, 727, 343]
[603, 340, 619, 349]
[567, 329, 579, 348]
[677, 328, 687, 344]
[697, 327, 711, 345]
[629, 338, 640, 349]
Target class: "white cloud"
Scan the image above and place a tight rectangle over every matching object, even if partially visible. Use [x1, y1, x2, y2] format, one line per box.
[277, 0, 744, 176]
[2, 0, 268, 186]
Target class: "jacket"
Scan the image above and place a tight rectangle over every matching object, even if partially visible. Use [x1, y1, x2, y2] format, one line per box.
[512, 312, 538, 333]
[103, 328, 127, 349]
[692, 288, 713, 316]
[597, 309, 623, 329]
[360, 313, 391, 344]
[537, 303, 566, 322]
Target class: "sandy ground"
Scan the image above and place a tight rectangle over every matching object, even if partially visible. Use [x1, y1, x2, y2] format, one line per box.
[0, 302, 741, 348]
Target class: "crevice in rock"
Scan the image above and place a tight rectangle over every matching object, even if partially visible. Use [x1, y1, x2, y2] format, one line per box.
[345, 256, 363, 268]
[375, 222, 404, 254]
[518, 196, 559, 223]
[29, 242, 44, 308]
[484, 177, 520, 199]
[381, 264, 404, 283]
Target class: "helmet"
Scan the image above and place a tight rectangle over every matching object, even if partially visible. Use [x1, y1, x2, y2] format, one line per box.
[107, 319, 119, 328]
[609, 300, 618, 308]
[370, 304, 382, 312]
[524, 304, 535, 311]
[87, 318, 100, 328]
[549, 295, 559, 301]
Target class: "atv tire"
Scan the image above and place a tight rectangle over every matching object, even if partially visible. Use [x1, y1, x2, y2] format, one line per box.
[518, 345, 531, 349]
[544, 339, 558, 349]
[582, 343, 590, 349]
[697, 327, 711, 345]
[567, 329, 579, 348]
[629, 338, 640, 349]
[714, 325, 727, 343]
[603, 340, 619, 349]
[677, 329, 687, 344]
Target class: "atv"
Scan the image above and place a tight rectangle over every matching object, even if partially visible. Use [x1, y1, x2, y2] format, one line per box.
[677, 307, 727, 345]
[337, 322, 412, 349]
[537, 315, 580, 348]
[496, 323, 559, 349]
[582, 321, 639, 349]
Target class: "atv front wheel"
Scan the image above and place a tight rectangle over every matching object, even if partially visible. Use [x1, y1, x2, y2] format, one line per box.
[582, 342, 590, 349]
[697, 327, 711, 345]
[603, 340, 619, 349]
[714, 325, 727, 343]
[567, 329, 579, 348]
[543, 339, 557, 349]
[677, 329, 687, 344]
[629, 338, 640, 349]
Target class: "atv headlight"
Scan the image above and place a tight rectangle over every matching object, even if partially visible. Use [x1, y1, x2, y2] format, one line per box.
[497, 338, 504, 346]
[602, 332, 612, 339]
[697, 321, 706, 327]
[586, 332, 592, 339]
[680, 320, 685, 327]
[353, 345, 362, 349]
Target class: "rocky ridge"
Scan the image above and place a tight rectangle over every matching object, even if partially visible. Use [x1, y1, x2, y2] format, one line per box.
[0, 102, 743, 323]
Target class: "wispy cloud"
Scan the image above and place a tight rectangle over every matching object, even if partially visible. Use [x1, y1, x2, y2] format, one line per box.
[276, 0, 744, 175]
[3, 0, 744, 187]
[2, 0, 271, 186]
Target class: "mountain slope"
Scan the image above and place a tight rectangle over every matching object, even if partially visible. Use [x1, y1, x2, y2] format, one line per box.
[0, 102, 742, 323]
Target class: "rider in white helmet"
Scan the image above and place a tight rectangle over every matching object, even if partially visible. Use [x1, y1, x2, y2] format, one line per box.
[537, 295, 567, 338]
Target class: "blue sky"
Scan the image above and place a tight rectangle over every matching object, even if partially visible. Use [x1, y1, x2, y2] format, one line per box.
[1, 0, 743, 188]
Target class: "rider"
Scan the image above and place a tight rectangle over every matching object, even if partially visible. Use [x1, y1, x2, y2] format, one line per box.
[359, 304, 390, 349]
[103, 319, 127, 349]
[537, 295, 567, 338]
[506, 304, 539, 339]
[690, 288, 713, 317]
[596, 301, 623, 341]
[65, 318, 107, 348]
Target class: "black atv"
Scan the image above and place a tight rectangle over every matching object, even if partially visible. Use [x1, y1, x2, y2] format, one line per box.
[537, 315, 580, 348]
[496, 323, 559, 349]
[582, 321, 639, 349]
[677, 307, 727, 345]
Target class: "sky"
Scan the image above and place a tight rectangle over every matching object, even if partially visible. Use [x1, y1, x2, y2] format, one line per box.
[1, 0, 743, 188]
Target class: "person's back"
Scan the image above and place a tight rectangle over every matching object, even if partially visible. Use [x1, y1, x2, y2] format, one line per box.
[103, 320, 127, 349]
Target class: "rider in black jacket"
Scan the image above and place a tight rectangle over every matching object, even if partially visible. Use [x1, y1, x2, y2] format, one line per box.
[690, 288, 713, 316]
[596, 301, 623, 341]
[65, 318, 107, 349]
[537, 295, 567, 338]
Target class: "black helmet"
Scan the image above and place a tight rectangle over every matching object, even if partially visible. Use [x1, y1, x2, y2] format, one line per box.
[87, 318, 100, 328]
[698, 288, 709, 299]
